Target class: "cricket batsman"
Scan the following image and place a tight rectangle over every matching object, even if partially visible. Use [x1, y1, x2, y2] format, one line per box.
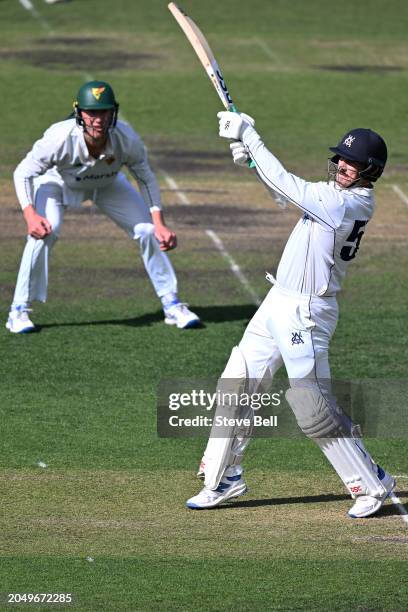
[6, 80, 200, 332]
[187, 112, 395, 518]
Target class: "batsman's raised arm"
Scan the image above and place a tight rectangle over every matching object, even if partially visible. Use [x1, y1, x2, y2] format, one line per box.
[218, 111, 342, 228]
[217, 110, 385, 230]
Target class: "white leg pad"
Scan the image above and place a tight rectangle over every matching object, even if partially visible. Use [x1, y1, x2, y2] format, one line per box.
[202, 346, 252, 490]
[315, 437, 390, 498]
[285, 387, 354, 438]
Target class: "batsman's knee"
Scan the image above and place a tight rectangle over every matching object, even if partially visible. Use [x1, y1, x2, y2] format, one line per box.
[285, 387, 354, 438]
[221, 346, 248, 380]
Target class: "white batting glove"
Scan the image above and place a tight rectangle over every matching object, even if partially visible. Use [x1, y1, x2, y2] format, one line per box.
[217, 111, 255, 140]
[230, 141, 250, 166]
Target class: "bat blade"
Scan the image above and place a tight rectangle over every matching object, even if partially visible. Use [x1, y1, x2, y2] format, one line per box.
[168, 2, 235, 111]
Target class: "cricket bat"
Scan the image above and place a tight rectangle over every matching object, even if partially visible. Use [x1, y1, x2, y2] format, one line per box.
[168, 2, 255, 167]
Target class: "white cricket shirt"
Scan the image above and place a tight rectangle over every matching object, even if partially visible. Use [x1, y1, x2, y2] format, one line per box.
[243, 127, 375, 296]
[14, 118, 162, 210]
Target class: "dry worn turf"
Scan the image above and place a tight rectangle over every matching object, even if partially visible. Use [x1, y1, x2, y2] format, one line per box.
[1, 169, 408, 610]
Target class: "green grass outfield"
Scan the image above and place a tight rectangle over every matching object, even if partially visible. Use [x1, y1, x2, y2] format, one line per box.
[1, 1, 408, 610]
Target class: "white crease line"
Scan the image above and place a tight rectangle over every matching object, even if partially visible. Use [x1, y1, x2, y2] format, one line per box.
[390, 493, 408, 524]
[206, 229, 262, 306]
[392, 184, 408, 208]
[161, 172, 190, 206]
[254, 38, 279, 65]
[158, 171, 262, 305]
[19, 0, 52, 32]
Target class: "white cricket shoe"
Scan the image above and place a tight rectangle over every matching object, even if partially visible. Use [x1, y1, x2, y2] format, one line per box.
[348, 468, 396, 518]
[164, 302, 200, 329]
[187, 467, 247, 509]
[6, 306, 35, 334]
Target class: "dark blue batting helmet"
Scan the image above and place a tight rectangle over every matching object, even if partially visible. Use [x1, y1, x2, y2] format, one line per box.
[329, 128, 387, 182]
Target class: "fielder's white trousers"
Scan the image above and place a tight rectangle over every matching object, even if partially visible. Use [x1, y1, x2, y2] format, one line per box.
[11, 173, 177, 307]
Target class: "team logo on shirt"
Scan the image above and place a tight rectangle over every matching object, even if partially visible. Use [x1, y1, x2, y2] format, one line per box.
[92, 87, 106, 100]
[291, 331, 304, 345]
[343, 135, 355, 148]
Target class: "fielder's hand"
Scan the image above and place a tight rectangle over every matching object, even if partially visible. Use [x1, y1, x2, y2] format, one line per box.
[154, 224, 177, 251]
[217, 111, 255, 140]
[23, 204, 52, 239]
[230, 142, 250, 166]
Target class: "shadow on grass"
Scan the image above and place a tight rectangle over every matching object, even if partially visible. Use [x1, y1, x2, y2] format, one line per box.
[37, 304, 257, 330]
[215, 490, 408, 518]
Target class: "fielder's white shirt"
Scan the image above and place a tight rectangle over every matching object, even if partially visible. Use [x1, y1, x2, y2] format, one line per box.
[14, 118, 162, 210]
[243, 126, 375, 296]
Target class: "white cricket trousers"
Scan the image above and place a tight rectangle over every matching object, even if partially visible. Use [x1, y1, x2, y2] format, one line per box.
[239, 284, 339, 387]
[201, 284, 339, 484]
[11, 173, 177, 307]
[203, 285, 384, 497]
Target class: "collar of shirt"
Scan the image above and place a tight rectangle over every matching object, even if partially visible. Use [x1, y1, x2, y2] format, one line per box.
[329, 180, 373, 197]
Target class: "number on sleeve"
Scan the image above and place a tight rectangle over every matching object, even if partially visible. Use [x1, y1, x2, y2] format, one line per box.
[340, 220, 367, 261]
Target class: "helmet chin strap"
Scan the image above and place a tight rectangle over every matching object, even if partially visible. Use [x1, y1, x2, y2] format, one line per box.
[74, 105, 115, 138]
[83, 116, 109, 141]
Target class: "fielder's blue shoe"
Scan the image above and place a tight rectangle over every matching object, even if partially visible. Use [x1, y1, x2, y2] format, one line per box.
[164, 301, 200, 329]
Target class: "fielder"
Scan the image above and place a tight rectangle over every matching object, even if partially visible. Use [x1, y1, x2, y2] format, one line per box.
[187, 112, 395, 518]
[7, 80, 200, 332]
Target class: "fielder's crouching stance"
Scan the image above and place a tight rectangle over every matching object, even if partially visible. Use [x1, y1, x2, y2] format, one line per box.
[187, 112, 395, 518]
[7, 80, 200, 332]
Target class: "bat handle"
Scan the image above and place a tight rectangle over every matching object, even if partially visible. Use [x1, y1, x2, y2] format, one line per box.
[230, 105, 256, 168]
